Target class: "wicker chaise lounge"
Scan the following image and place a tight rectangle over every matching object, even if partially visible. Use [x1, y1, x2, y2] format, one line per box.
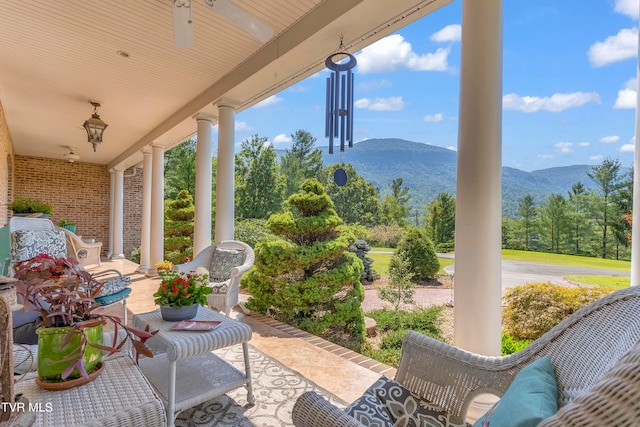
[292, 285, 640, 427]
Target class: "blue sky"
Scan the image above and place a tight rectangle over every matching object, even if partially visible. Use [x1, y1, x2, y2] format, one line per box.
[229, 0, 639, 172]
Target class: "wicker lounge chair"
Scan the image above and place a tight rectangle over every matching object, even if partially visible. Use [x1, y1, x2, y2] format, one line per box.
[292, 285, 640, 427]
[174, 240, 255, 316]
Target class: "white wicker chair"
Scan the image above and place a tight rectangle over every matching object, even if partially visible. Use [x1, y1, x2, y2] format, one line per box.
[60, 228, 102, 267]
[8, 217, 129, 320]
[174, 240, 255, 316]
[292, 286, 640, 427]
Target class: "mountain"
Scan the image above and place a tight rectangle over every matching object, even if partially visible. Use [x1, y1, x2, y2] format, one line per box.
[280, 138, 601, 217]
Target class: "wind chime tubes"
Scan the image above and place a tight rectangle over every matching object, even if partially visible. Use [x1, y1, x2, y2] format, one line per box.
[325, 50, 356, 155]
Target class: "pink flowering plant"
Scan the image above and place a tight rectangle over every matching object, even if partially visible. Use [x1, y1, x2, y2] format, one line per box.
[153, 270, 211, 308]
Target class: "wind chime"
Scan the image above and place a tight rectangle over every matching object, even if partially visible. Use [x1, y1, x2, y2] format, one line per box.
[325, 36, 356, 186]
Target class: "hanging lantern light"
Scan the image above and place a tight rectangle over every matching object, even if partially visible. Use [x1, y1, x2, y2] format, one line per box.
[83, 100, 108, 152]
[325, 37, 356, 155]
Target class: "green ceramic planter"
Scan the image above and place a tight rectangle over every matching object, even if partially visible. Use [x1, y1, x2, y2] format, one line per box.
[36, 324, 103, 381]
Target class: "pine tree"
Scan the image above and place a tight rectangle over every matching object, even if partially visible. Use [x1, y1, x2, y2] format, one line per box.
[245, 179, 366, 344]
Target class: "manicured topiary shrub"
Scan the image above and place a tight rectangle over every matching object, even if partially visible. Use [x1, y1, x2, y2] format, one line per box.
[164, 189, 194, 264]
[245, 179, 366, 344]
[502, 282, 612, 341]
[396, 227, 440, 280]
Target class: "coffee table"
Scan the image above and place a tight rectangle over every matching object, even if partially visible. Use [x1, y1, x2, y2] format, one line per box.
[132, 307, 254, 427]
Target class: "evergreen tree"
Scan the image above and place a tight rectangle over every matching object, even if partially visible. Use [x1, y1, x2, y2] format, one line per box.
[244, 179, 366, 344]
[380, 178, 411, 226]
[610, 167, 633, 259]
[425, 192, 456, 245]
[279, 130, 323, 198]
[321, 163, 381, 225]
[518, 195, 537, 249]
[567, 182, 589, 254]
[164, 189, 194, 264]
[587, 158, 623, 258]
[235, 134, 286, 219]
[539, 194, 569, 253]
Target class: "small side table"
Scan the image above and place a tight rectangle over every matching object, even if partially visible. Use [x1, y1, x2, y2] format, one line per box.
[14, 355, 167, 427]
[133, 307, 254, 427]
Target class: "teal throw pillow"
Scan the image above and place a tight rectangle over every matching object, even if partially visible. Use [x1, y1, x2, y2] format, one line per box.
[472, 356, 558, 427]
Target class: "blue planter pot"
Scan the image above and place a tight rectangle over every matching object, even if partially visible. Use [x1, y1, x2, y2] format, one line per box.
[160, 304, 199, 321]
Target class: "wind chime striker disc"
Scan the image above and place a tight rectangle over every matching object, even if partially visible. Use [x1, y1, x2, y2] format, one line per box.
[334, 168, 348, 186]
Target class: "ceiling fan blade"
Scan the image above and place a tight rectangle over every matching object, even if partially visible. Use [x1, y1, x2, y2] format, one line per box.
[173, 0, 194, 48]
[204, 0, 273, 43]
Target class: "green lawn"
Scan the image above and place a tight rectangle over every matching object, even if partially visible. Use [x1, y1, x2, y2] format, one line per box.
[502, 249, 630, 272]
[368, 252, 453, 277]
[368, 248, 631, 279]
[565, 275, 630, 290]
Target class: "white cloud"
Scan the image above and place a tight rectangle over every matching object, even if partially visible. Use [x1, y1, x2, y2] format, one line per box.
[272, 134, 292, 144]
[235, 121, 252, 131]
[430, 24, 461, 42]
[538, 154, 554, 159]
[600, 135, 621, 143]
[578, 141, 590, 147]
[620, 144, 635, 152]
[555, 142, 573, 153]
[615, 0, 639, 19]
[590, 155, 604, 161]
[356, 34, 449, 74]
[588, 27, 638, 67]
[254, 95, 283, 108]
[503, 92, 601, 112]
[615, 88, 637, 108]
[424, 113, 444, 122]
[447, 146, 457, 151]
[355, 96, 405, 111]
[614, 78, 638, 109]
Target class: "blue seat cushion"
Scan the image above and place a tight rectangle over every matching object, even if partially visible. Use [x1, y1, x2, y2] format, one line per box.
[94, 287, 131, 306]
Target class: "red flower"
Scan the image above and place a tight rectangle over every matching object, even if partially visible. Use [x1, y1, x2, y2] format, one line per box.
[172, 288, 179, 294]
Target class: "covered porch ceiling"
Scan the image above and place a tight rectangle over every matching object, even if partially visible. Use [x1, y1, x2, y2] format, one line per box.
[0, 0, 452, 171]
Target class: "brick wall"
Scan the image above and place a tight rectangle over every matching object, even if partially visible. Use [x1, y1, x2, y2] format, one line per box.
[13, 156, 111, 256]
[124, 166, 143, 258]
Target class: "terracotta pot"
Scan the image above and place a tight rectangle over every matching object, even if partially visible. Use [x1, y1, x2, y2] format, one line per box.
[160, 303, 199, 321]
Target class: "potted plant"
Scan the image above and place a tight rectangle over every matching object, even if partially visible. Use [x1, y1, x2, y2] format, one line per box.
[153, 270, 211, 321]
[14, 254, 155, 388]
[9, 196, 53, 217]
[57, 218, 76, 233]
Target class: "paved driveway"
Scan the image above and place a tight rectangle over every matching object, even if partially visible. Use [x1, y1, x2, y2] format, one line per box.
[442, 257, 629, 289]
[363, 252, 630, 311]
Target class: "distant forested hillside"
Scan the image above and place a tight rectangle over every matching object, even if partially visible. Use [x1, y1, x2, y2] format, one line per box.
[279, 138, 607, 217]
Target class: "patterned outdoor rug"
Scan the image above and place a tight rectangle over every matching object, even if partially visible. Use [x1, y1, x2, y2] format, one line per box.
[175, 344, 347, 427]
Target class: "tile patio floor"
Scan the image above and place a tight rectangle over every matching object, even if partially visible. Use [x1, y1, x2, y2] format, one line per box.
[92, 258, 394, 405]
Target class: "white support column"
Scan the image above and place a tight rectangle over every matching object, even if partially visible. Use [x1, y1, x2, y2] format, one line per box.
[630, 28, 640, 287]
[194, 113, 216, 256]
[108, 170, 115, 258]
[454, 0, 503, 356]
[215, 99, 238, 243]
[138, 149, 153, 273]
[148, 145, 165, 276]
[111, 168, 125, 259]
